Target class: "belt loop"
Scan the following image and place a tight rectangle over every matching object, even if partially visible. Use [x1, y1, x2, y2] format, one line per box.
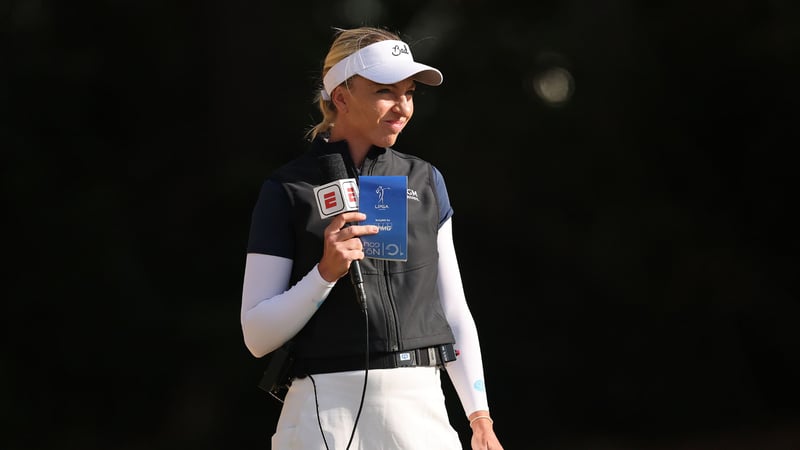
[427, 347, 438, 366]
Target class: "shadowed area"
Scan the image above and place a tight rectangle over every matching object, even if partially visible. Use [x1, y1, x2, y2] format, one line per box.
[4, 1, 799, 449]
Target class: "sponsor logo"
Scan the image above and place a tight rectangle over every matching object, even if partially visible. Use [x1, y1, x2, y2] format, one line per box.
[391, 44, 410, 57]
[314, 179, 358, 218]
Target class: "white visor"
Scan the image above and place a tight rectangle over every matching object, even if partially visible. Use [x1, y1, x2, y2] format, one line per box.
[321, 40, 443, 100]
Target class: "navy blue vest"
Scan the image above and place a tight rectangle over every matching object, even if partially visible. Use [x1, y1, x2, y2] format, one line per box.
[251, 137, 455, 369]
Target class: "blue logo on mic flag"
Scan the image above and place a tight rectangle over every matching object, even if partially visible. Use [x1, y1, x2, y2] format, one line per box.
[358, 176, 407, 261]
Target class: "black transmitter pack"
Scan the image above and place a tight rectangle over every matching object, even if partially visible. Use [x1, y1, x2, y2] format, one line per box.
[257, 342, 294, 403]
[439, 343, 458, 364]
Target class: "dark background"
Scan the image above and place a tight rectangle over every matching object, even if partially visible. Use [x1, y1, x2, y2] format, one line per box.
[4, 1, 800, 449]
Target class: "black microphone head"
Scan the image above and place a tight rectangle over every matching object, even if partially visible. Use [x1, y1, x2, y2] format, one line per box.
[318, 153, 349, 183]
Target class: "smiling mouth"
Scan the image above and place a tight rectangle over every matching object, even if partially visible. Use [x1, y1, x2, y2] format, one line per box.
[386, 120, 405, 132]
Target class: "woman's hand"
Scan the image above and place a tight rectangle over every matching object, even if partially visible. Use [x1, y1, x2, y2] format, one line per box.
[317, 212, 378, 282]
[469, 411, 504, 450]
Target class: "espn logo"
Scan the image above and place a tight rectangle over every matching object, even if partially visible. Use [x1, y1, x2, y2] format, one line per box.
[313, 179, 359, 219]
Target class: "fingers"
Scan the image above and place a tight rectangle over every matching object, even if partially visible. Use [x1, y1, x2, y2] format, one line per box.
[317, 213, 379, 282]
[326, 212, 379, 239]
[326, 212, 364, 230]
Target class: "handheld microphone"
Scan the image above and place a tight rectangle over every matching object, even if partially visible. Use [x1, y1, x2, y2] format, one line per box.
[317, 153, 367, 310]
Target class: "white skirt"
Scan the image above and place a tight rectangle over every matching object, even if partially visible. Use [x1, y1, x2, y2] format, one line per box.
[271, 366, 462, 450]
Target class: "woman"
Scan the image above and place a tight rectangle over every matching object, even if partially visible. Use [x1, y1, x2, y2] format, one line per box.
[241, 26, 504, 450]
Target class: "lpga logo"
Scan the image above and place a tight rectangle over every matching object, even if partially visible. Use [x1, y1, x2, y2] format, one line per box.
[374, 185, 390, 210]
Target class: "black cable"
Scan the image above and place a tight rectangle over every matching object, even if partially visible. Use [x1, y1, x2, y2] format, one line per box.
[311, 291, 370, 449]
[308, 374, 331, 450]
[345, 308, 369, 449]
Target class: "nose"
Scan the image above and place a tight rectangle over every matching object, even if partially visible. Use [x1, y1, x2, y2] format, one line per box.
[393, 96, 412, 115]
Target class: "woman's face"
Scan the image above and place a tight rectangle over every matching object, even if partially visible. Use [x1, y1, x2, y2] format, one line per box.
[334, 76, 416, 149]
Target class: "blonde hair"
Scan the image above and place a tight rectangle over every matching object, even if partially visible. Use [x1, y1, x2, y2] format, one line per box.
[305, 26, 400, 141]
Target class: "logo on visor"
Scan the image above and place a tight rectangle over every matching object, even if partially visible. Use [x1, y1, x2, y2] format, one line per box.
[391, 44, 410, 56]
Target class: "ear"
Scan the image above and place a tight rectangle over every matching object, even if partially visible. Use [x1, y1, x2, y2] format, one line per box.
[331, 86, 348, 113]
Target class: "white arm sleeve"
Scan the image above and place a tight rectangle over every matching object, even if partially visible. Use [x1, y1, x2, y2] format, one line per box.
[240, 253, 335, 358]
[437, 218, 491, 417]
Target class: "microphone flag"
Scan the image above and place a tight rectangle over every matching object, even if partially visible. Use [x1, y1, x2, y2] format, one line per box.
[358, 175, 408, 261]
[313, 178, 359, 219]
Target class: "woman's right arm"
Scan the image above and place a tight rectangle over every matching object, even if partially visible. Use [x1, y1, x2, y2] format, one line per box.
[240, 254, 335, 357]
[241, 177, 377, 358]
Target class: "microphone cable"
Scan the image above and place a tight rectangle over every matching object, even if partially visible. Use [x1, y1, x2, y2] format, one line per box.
[346, 308, 369, 449]
[310, 287, 370, 450]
